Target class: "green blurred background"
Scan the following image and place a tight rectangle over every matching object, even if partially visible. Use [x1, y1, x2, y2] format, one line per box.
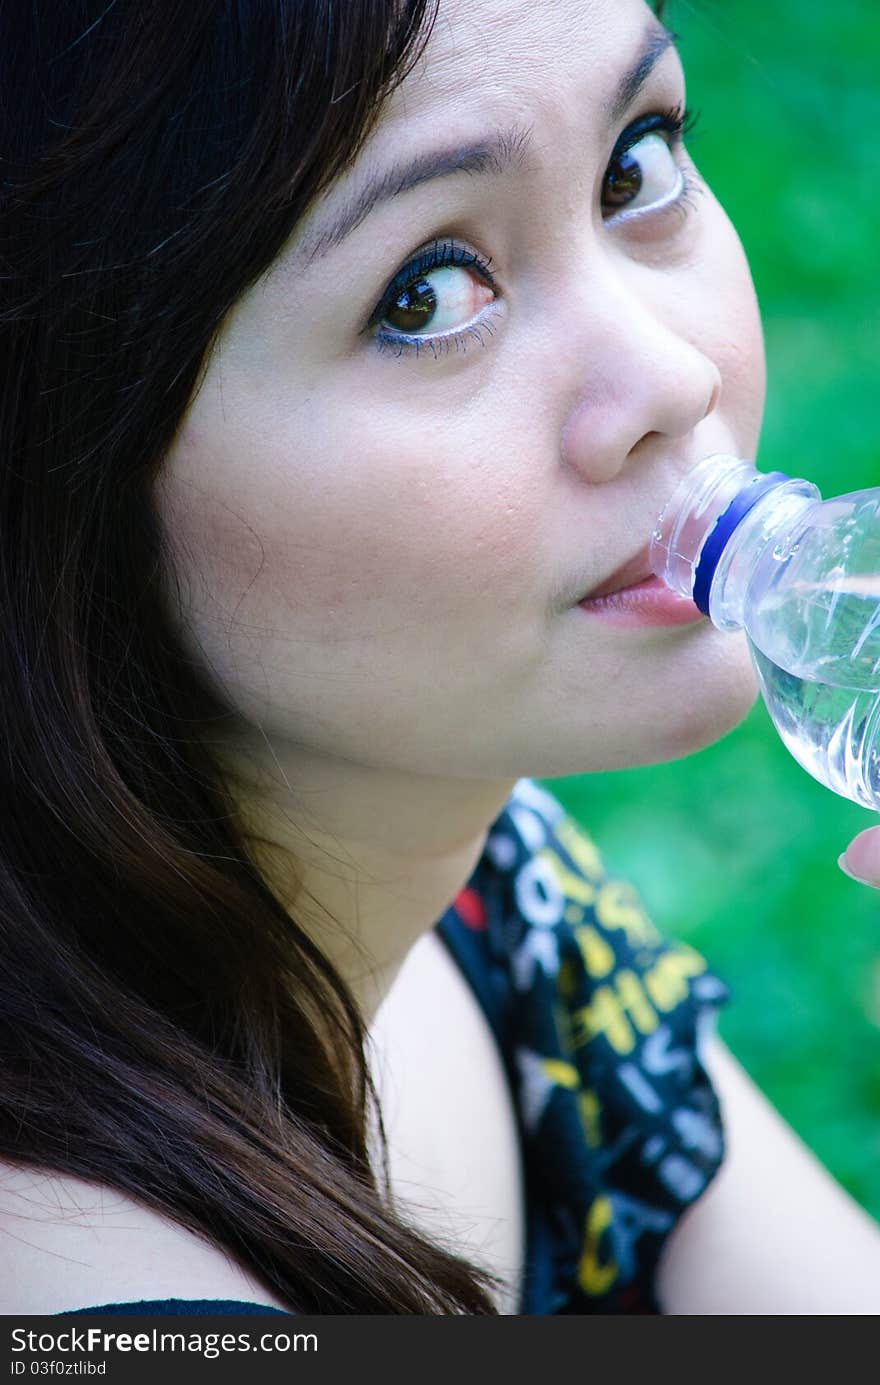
[539, 0, 880, 1220]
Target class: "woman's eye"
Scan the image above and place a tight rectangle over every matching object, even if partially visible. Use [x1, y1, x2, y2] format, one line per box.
[366, 241, 501, 359]
[602, 131, 683, 218]
[378, 263, 495, 338]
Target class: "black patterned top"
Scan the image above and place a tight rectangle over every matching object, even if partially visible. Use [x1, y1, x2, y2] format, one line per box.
[435, 777, 728, 1314]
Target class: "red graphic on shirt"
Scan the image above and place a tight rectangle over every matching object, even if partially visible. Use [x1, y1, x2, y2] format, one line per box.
[453, 887, 488, 930]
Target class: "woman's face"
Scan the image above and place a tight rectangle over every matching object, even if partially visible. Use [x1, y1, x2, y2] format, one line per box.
[156, 0, 765, 781]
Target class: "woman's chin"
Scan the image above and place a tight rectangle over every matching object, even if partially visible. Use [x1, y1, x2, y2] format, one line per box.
[643, 657, 760, 766]
[546, 649, 760, 775]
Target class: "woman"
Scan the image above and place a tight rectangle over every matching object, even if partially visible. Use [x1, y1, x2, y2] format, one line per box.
[1, 0, 879, 1316]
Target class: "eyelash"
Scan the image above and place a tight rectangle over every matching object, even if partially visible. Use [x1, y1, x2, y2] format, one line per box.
[369, 103, 702, 362]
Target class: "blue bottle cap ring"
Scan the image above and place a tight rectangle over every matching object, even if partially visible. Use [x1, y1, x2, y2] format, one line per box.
[692, 471, 791, 617]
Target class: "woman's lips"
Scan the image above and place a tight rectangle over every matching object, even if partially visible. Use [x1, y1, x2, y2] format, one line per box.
[579, 543, 655, 602]
[577, 574, 706, 627]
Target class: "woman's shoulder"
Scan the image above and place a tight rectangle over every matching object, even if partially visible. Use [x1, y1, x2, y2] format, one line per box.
[0, 1161, 290, 1316]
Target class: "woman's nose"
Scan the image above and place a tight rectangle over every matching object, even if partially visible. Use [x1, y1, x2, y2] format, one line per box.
[559, 282, 723, 486]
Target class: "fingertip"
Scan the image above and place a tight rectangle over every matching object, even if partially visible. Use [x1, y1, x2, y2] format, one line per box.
[838, 831, 880, 887]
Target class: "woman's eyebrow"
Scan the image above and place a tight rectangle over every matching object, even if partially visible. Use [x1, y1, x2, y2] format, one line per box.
[290, 20, 677, 273]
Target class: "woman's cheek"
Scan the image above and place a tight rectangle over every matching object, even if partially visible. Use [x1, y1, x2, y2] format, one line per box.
[700, 193, 767, 448]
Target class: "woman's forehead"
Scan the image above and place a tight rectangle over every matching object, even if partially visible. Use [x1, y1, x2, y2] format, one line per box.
[279, 0, 674, 273]
[378, 0, 660, 126]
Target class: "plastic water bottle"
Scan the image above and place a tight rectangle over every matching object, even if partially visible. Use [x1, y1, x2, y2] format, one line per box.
[650, 454, 880, 811]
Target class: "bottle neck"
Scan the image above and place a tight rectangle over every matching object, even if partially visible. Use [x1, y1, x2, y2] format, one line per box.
[650, 456, 820, 629]
[705, 483, 818, 629]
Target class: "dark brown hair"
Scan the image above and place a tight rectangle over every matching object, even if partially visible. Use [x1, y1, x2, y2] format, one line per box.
[0, 0, 507, 1313]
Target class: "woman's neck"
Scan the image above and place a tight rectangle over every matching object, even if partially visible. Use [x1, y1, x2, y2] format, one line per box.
[218, 738, 517, 1023]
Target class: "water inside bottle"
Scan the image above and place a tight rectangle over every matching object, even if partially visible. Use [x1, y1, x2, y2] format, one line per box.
[748, 580, 880, 691]
[748, 642, 880, 810]
[743, 524, 880, 807]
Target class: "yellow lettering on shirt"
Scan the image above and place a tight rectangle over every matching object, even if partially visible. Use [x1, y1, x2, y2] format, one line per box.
[553, 818, 605, 881]
[643, 947, 707, 1013]
[542, 1058, 580, 1090]
[539, 848, 597, 907]
[573, 923, 616, 979]
[595, 880, 662, 947]
[571, 985, 635, 1054]
[577, 1196, 618, 1296]
[579, 1088, 602, 1148]
[615, 968, 660, 1036]
[570, 971, 660, 1053]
